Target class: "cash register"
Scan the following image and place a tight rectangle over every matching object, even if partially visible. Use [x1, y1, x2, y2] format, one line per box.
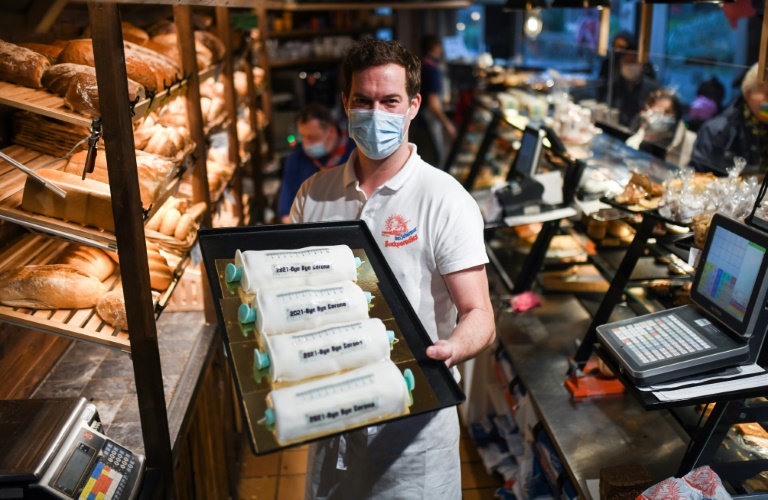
[0, 398, 145, 499]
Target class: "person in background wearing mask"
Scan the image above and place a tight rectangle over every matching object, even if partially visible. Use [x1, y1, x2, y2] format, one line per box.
[597, 32, 655, 105]
[291, 39, 495, 499]
[690, 63, 768, 175]
[412, 34, 456, 168]
[608, 45, 661, 127]
[626, 89, 686, 162]
[688, 77, 725, 132]
[277, 103, 356, 223]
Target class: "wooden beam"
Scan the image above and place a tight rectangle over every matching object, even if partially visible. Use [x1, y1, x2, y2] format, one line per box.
[760, 0, 768, 82]
[597, 8, 610, 57]
[244, 42, 266, 224]
[638, 3, 653, 63]
[27, 0, 67, 33]
[87, 3, 175, 497]
[174, 5, 217, 324]
[217, 7, 243, 222]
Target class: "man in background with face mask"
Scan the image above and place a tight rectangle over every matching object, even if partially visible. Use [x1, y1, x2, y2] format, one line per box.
[604, 40, 660, 128]
[291, 39, 495, 499]
[277, 103, 356, 223]
[690, 63, 768, 175]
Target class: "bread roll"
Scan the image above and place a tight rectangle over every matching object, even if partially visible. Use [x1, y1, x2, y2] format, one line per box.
[0, 39, 51, 88]
[18, 43, 62, 64]
[150, 34, 212, 70]
[158, 114, 187, 128]
[160, 207, 181, 236]
[174, 213, 195, 240]
[144, 128, 178, 157]
[0, 264, 106, 309]
[58, 245, 116, 281]
[186, 201, 208, 220]
[43, 63, 146, 117]
[146, 246, 172, 290]
[97, 287, 128, 330]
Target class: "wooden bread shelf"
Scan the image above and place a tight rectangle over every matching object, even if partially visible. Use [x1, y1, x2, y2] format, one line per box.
[0, 231, 196, 352]
[0, 65, 220, 129]
[0, 233, 131, 351]
[0, 145, 190, 252]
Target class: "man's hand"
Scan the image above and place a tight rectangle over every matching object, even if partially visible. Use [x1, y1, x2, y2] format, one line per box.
[427, 339, 456, 366]
[444, 121, 457, 140]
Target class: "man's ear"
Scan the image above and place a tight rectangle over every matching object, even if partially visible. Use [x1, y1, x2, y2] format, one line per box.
[409, 93, 422, 119]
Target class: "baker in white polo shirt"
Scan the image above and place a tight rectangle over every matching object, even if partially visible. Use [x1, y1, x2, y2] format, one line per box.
[290, 39, 496, 499]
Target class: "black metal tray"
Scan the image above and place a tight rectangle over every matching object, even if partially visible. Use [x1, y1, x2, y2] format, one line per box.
[198, 221, 465, 455]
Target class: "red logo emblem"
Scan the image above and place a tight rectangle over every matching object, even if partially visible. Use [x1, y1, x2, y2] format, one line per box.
[381, 214, 418, 247]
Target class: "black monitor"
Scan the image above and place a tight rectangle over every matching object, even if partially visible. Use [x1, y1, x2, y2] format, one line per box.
[690, 214, 768, 339]
[506, 125, 545, 181]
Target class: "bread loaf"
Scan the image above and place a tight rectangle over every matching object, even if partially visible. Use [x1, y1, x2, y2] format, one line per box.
[96, 287, 128, 330]
[18, 43, 62, 64]
[58, 245, 116, 281]
[58, 39, 179, 92]
[194, 31, 225, 62]
[0, 264, 106, 309]
[144, 128, 178, 157]
[0, 39, 51, 88]
[21, 168, 115, 232]
[43, 63, 146, 117]
[83, 22, 149, 45]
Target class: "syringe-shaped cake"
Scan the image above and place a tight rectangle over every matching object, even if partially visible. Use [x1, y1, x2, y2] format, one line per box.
[225, 245, 362, 293]
[238, 281, 373, 334]
[254, 319, 396, 382]
[262, 359, 415, 445]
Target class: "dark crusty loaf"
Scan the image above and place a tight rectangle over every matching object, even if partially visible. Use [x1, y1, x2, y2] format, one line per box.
[43, 63, 146, 116]
[0, 264, 106, 309]
[0, 39, 51, 88]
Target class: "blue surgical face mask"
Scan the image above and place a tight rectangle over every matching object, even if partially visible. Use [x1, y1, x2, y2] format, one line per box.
[303, 140, 329, 159]
[347, 108, 410, 160]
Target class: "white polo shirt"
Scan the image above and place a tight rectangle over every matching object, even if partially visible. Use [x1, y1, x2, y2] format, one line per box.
[290, 144, 488, 347]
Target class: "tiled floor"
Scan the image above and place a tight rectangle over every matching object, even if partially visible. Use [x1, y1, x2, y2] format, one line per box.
[237, 426, 504, 499]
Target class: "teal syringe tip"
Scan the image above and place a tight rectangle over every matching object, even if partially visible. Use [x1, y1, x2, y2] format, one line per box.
[225, 263, 242, 282]
[387, 330, 395, 345]
[238, 303, 257, 324]
[255, 349, 271, 370]
[364, 291, 373, 303]
[265, 408, 275, 427]
[404, 368, 415, 391]
[354, 257, 362, 268]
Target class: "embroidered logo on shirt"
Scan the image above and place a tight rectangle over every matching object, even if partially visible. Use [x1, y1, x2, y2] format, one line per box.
[381, 214, 418, 247]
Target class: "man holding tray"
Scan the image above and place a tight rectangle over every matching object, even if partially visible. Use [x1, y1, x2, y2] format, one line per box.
[291, 39, 496, 499]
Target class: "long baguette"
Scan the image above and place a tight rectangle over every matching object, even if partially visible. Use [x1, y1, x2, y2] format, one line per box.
[0, 264, 106, 309]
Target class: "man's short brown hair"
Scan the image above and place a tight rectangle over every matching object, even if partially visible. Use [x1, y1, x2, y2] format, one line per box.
[342, 39, 421, 100]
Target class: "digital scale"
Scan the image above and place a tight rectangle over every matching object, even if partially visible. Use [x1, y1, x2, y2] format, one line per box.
[0, 398, 145, 499]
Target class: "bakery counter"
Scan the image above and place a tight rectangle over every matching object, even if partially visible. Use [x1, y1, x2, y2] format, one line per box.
[30, 310, 218, 459]
[494, 293, 688, 497]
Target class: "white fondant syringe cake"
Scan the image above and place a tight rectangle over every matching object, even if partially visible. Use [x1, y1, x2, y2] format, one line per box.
[225, 245, 362, 293]
[263, 359, 415, 445]
[254, 318, 395, 382]
[238, 281, 373, 334]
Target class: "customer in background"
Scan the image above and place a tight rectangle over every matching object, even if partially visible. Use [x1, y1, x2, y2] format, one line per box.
[412, 34, 455, 168]
[277, 103, 356, 223]
[604, 40, 661, 127]
[597, 32, 656, 106]
[688, 77, 725, 132]
[626, 89, 692, 166]
[689, 63, 768, 175]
